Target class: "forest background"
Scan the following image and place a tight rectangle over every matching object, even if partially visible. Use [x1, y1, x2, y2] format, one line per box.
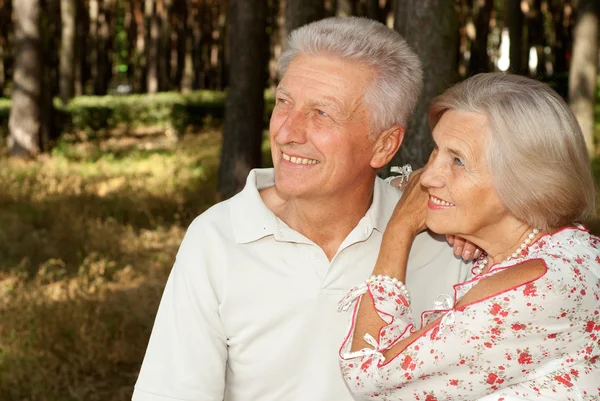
[0, 0, 599, 400]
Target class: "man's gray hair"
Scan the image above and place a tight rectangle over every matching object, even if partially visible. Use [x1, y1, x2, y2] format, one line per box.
[278, 17, 423, 134]
[429, 73, 596, 231]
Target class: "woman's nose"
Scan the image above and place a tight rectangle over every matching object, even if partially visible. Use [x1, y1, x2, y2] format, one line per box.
[420, 159, 445, 189]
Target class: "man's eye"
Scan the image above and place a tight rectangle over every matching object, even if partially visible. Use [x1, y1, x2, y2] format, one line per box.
[277, 98, 288, 104]
[317, 109, 328, 116]
[453, 157, 464, 166]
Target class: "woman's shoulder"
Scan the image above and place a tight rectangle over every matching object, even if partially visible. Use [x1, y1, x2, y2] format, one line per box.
[529, 226, 600, 279]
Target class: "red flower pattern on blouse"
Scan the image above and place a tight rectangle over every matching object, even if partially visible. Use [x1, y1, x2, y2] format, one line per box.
[339, 227, 600, 400]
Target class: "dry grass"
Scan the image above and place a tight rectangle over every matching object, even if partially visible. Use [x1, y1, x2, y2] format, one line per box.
[0, 129, 222, 401]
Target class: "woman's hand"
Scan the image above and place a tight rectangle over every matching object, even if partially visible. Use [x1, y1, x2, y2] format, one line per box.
[388, 169, 482, 261]
[388, 169, 429, 237]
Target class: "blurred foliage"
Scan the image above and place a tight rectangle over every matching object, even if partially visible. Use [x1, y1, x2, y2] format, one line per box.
[0, 91, 276, 140]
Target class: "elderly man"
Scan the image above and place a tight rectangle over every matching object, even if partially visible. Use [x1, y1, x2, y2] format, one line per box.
[133, 17, 470, 401]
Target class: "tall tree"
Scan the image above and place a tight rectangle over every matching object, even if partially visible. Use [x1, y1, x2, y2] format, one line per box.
[526, 0, 546, 76]
[391, 0, 459, 168]
[283, 0, 324, 50]
[507, 0, 526, 74]
[8, 0, 44, 156]
[569, 0, 599, 156]
[93, 0, 115, 95]
[89, 0, 100, 93]
[40, 0, 59, 147]
[157, 0, 171, 91]
[218, 0, 268, 199]
[59, 0, 77, 103]
[172, 0, 187, 90]
[366, 0, 390, 23]
[74, 0, 90, 96]
[549, 0, 574, 75]
[129, 0, 146, 93]
[468, 0, 493, 75]
[336, 0, 355, 17]
[180, 0, 194, 92]
[145, 0, 159, 93]
[0, 0, 12, 98]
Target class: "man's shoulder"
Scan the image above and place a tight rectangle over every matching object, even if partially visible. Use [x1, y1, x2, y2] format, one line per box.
[409, 231, 466, 270]
[376, 175, 402, 201]
[184, 195, 237, 240]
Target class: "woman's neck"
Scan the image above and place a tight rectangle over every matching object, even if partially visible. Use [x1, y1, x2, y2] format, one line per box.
[463, 219, 542, 266]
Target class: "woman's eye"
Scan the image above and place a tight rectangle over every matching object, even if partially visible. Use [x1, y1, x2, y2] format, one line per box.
[453, 157, 464, 167]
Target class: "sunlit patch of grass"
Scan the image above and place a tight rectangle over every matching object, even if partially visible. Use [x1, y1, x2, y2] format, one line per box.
[0, 131, 221, 278]
[0, 129, 222, 401]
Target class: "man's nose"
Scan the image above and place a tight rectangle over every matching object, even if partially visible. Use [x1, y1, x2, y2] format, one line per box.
[276, 110, 308, 145]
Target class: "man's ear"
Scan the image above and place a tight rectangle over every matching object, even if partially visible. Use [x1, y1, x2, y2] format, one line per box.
[370, 125, 405, 169]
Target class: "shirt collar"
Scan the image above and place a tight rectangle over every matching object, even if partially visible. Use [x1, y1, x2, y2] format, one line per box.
[230, 168, 399, 244]
[230, 168, 280, 244]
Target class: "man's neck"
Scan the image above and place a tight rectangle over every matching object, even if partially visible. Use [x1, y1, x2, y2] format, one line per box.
[261, 178, 376, 260]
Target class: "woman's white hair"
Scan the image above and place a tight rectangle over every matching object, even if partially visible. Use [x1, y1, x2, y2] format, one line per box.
[278, 17, 423, 134]
[429, 73, 596, 231]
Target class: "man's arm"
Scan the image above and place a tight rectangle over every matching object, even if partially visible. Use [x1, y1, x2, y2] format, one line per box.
[133, 218, 227, 401]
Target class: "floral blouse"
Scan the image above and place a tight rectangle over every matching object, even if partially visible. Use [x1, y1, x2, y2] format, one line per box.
[338, 227, 600, 400]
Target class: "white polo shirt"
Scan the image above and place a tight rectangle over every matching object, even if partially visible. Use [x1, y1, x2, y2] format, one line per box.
[133, 168, 469, 401]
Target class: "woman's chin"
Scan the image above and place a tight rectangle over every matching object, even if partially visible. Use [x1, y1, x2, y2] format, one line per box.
[425, 219, 452, 235]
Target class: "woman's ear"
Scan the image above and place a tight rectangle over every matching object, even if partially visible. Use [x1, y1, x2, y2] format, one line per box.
[370, 125, 405, 169]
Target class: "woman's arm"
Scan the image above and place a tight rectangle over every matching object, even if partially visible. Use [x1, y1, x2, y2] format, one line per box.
[339, 256, 595, 400]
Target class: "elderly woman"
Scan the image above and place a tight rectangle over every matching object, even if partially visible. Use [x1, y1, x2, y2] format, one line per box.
[338, 73, 600, 400]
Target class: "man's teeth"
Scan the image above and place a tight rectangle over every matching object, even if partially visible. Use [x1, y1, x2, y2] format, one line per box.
[282, 153, 319, 165]
[430, 196, 454, 206]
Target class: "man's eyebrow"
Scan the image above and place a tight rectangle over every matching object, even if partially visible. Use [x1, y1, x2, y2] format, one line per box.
[275, 87, 291, 97]
[312, 96, 344, 113]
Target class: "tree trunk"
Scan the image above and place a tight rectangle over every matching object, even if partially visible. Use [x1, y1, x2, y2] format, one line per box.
[89, 0, 99, 93]
[93, 0, 114, 95]
[8, 0, 43, 157]
[216, 0, 228, 90]
[74, 0, 89, 96]
[267, 0, 282, 91]
[39, 0, 58, 146]
[526, 0, 546, 77]
[157, 0, 171, 91]
[145, 0, 158, 93]
[336, 0, 355, 17]
[468, 0, 493, 75]
[507, 0, 526, 74]
[569, 0, 599, 156]
[366, 0, 388, 23]
[130, 0, 146, 92]
[550, 0, 573, 75]
[59, 0, 76, 103]
[172, 0, 186, 90]
[391, 0, 459, 169]
[283, 0, 324, 50]
[218, 0, 268, 199]
[0, 0, 12, 98]
[181, 0, 194, 92]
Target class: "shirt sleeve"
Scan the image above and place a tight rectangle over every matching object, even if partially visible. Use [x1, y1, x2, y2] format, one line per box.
[338, 278, 416, 393]
[338, 261, 598, 400]
[133, 218, 227, 401]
